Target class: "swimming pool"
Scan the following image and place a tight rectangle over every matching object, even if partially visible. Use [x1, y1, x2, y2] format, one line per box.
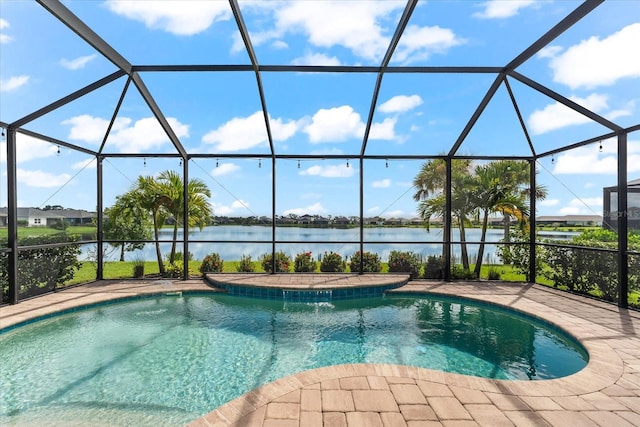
[0, 292, 588, 426]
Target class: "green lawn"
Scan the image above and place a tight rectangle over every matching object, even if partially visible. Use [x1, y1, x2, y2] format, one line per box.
[0, 226, 97, 241]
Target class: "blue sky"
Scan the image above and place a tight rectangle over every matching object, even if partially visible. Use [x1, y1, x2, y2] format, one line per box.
[1, 0, 639, 219]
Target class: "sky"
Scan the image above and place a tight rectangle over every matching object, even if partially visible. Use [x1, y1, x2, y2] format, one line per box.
[1, 0, 639, 220]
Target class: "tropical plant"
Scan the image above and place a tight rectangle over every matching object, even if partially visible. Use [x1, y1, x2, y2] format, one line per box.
[236, 254, 255, 272]
[319, 251, 345, 272]
[164, 262, 184, 278]
[388, 250, 421, 279]
[413, 159, 475, 271]
[349, 251, 382, 273]
[294, 252, 317, 272]
[155, 170, 212, 265]
[261, 251, 291, 273]
[123, 171, 212, 275]
[200, 253, 223, 274]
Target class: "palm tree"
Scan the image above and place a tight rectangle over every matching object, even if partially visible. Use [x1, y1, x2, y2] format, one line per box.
[413, 159, 475, 270]
[131, 175, 171, 274]
[470, 161, 529, 277]
[156, 170, 212, 264]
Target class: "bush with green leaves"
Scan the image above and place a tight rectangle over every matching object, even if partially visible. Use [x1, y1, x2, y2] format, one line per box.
[236, 254, 255, 272]
[320, 251, 345, 272]
[0, 234, 81, 303]
[199, 253, 223, 274]
[261, 251, 291, 273]
[294, 251, 317, 272]
[423, 255, 445, 279]
[387, 250, 421, 279]
[349, 251, 381, 273]
[497, 228, 545, 282]
[164, 262, 184, 278]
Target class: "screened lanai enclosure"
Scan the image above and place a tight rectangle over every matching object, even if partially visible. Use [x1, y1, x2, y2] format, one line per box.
[1, 0, 639, 307]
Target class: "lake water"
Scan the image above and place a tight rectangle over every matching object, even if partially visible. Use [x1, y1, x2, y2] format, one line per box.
[110, 226, 579, 263]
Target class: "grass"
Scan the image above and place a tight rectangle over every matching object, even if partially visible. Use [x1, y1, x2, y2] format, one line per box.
[0, 226, 97, 241]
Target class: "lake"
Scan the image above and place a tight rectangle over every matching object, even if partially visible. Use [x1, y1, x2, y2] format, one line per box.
[110, 226, 579, 263]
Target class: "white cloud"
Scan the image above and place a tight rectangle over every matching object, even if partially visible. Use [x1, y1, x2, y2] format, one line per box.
[0, 134, 58, 164]
[537, 45, 563, 59]
[393, 25, 465, 64]
[71, 158, 97, 170]
[528, 93, 609, 135]
[473, 0, 536, 19]
[539, 199, 560, 207]
[369, 117, 397, 140]
[63, 115, 110, 144]
[0, 18, 13, 44]
[304, 105, 363, 143]
[212, 199, 250, 216]
[203, 111, 300, 151]
[0, 75, 30, 92]
[552, 142, 640, 175]
[106, 0, 231, 36]
[211, 162, 239, 177]
[547, 23, 640, 89]
[383, 210, 406, 218]
[559, 197, 602, 215]
[292, 52, 341, 66]
[272, 40, 288, 50]
[379, 95, 423, 113]
[367, 206, 380, 214]
[63, 114, 189, 153]
[274, 1, 402, 62]
[282, 202, 327, 216]
[60, 54, 98, 70]
[300, 164, 354, 178]
[372, 179, 391, 188]
[17, 168, 71, 188]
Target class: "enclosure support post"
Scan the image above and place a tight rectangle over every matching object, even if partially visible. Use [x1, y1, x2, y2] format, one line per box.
[271, 157, 276, 274]
[96, 155, 103, 280]
[182, 157, 189, 280]
[617, 132, 628, 308]
[444, 158, 452, 281]
[529, 159, 536, 283]
[359, 158, 364, 274]
[6, 127, 18, 304]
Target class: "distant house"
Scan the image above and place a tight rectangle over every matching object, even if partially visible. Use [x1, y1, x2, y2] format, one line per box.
[536, 215, 602, 227]
[0, 207, 96, 227]
[603, 178, 640, 231]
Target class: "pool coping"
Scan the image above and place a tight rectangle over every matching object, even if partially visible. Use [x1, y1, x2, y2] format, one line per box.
[2, 277, 640, 426]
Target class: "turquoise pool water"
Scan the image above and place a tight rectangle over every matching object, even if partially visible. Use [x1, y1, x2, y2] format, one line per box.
[0, 293, 588, 426]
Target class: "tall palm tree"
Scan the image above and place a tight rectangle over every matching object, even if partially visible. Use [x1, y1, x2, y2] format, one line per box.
[156, 170, 212, 264]
[414, 159, 475, 270]
[471, 161, 529, 276]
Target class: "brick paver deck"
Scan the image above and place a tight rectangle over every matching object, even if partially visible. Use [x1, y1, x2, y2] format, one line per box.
[2, 275, 640, 427]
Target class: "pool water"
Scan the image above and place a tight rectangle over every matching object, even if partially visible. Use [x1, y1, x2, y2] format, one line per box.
[0, 293, 588, 426]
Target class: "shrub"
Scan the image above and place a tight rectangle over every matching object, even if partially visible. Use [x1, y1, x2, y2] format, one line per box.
[236, 254, 255, 272]
[199, 253, 223, 274]
[261, 251, 291, 273]
[320, 251, 345, 272]
[487, 267, 501, 280]
[388, 250, 421, 279]
[423, 255, 445, 279]
[349, 251, 381, 273]
[164, 262, 183, 278]
[132, 257, 145, 278]
[451, 265, 477, 280]
[0, 234, 81, 303]
[169, 251, 194, 262]
[294, 252, 317, 272]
